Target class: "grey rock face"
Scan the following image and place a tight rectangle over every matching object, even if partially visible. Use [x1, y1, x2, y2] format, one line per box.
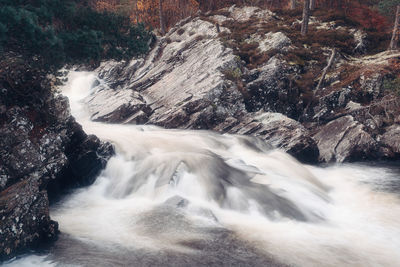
[359, 73, 384, 100]
[259, 32, 291, 53]
[313, 115, 378, 162]
[352, 29, 368, 54]
[0, 62, 114, 261]
[313, 88, 352, 121]
[246, 57, 299, 116]
[251, 113, 319, 162]
[82, 7, 399, 163]
[0, 178, 58, 259]
[380, 125, 400, 156]
[86, 88, 150, 123]
[93, 18, 244, 130]
[85, 17, 317, 162]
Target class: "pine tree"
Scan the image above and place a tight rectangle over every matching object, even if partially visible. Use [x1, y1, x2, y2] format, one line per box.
[310, 0, 316, 10]
[301, 0, 310, 36]
[389, 5, 400, 50]
[290, 0, 296, 10]
[159, 0, 166, 35]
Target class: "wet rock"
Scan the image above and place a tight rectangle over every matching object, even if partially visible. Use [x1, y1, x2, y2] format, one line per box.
[90, 17, 246, 130]
[165, 196, 190, 208]
[83, 15, 316, 162]
[228, 5, 275, 22]
[0, 57, 114, 261]
[250, 112, 319, 163]
[313, 88, 351, 121]
[80, 7, 397, 165]
[352, 29, 368, 54]
[86, 88, 150, 123]
[380, 125, 400, 156]
[246, 57, 299, 116]
[0, 101, 113, 261]
[258, 32, 291, 53]
[0, 178, 58, 261]
[359, 73, 384, 100]
[313, 115, 378, 162]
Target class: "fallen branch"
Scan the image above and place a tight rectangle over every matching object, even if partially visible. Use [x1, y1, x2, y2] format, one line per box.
[301, 48, 336, 121]
[319, 95, 400, 124]
[315, 48, 336, 94]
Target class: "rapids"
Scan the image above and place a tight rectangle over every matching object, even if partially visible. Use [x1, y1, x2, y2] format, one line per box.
[5, 71, 400, 267]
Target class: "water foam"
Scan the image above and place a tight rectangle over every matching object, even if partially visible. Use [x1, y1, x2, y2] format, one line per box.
[7, 71, 400, 267]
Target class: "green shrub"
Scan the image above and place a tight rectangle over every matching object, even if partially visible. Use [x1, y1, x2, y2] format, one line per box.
[383, 77, 400, 96]
[0, 0, 153, 70]
[378, 0, 400, 18]
[222, 67, 242, 81]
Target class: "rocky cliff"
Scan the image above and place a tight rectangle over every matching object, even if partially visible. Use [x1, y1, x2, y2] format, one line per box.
[83, 6, 400, 163]
[1, 4, 400, 262]
[0, 55, 114, 261]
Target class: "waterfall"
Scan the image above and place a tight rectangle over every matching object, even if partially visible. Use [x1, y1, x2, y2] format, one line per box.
[6, 71, 400, 267]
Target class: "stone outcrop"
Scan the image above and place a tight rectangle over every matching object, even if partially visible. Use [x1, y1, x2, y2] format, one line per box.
[0, 178, 58, 260]
[380, 125, 400, 156]
[257, 113, 319, 162]
[94, 17, 244, 129]
[0, 57, 114, 261]
[1, 3, 399, 264]
[71, 6, 399, 164]
[84, 15, 318, 162]
[246, 57, 299, 116]
[82, 6, 400, 163]
[313, 115, 378, 162]
[259, 32, 291, 53]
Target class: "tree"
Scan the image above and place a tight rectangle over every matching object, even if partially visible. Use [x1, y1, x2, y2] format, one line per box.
[389, 5, 400, 50]
[310, 0, 316, 10]
[135, 0, 198, 31]
[290, 0, 296, 10]
[0, 0, 152, 70]
[378, 0, 400, 18]
[301, 0, 310, 35]
[159, 0, 166, 35]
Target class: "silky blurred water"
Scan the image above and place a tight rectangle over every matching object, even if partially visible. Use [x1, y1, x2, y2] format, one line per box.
[6, 71, 400, 267]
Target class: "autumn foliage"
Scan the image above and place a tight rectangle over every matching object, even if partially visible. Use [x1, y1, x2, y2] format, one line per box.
[314, 0, 388, 31]
[91, 0, 199, 30]
[135, 0, 199, 29]
[89, 0, 392, 33]
[92, 0, 120, 12]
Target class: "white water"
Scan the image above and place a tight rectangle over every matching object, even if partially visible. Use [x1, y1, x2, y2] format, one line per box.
[7, 72, 400, 267]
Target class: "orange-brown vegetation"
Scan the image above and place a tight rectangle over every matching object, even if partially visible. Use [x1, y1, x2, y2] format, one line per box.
[89, 1, 393, 38]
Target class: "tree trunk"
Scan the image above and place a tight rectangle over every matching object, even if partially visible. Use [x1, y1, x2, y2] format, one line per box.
[310, 0, 316, 10]
[315, 49, 336, 93]
[134, 0, 139, 24]
[301, 0, 310, 36]
[290, 0, 296, 10]
[303, 48, 336, 119]
[389, 5, 400, 50]
[159, 0, 166, 35]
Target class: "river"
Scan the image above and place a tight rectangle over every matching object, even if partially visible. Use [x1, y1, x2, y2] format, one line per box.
[5, 71, 400, 267]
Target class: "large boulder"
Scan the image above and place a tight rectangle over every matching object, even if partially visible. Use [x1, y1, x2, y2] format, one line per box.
[0, 178, 58, 259]
[83, 15, 318, 162]
[255, 113, 319, 162]
[229, 112, 319, 163]
[86, 87, 150, 123]
[313, 115, 378, 162]
[0, 58, 114, 261]
[92, 17, 244, 130]
[259, 32, 291, 53]
[380, 125, 400, 156]
[313, 87, 352, 121]
[246, 57, 299, 116]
